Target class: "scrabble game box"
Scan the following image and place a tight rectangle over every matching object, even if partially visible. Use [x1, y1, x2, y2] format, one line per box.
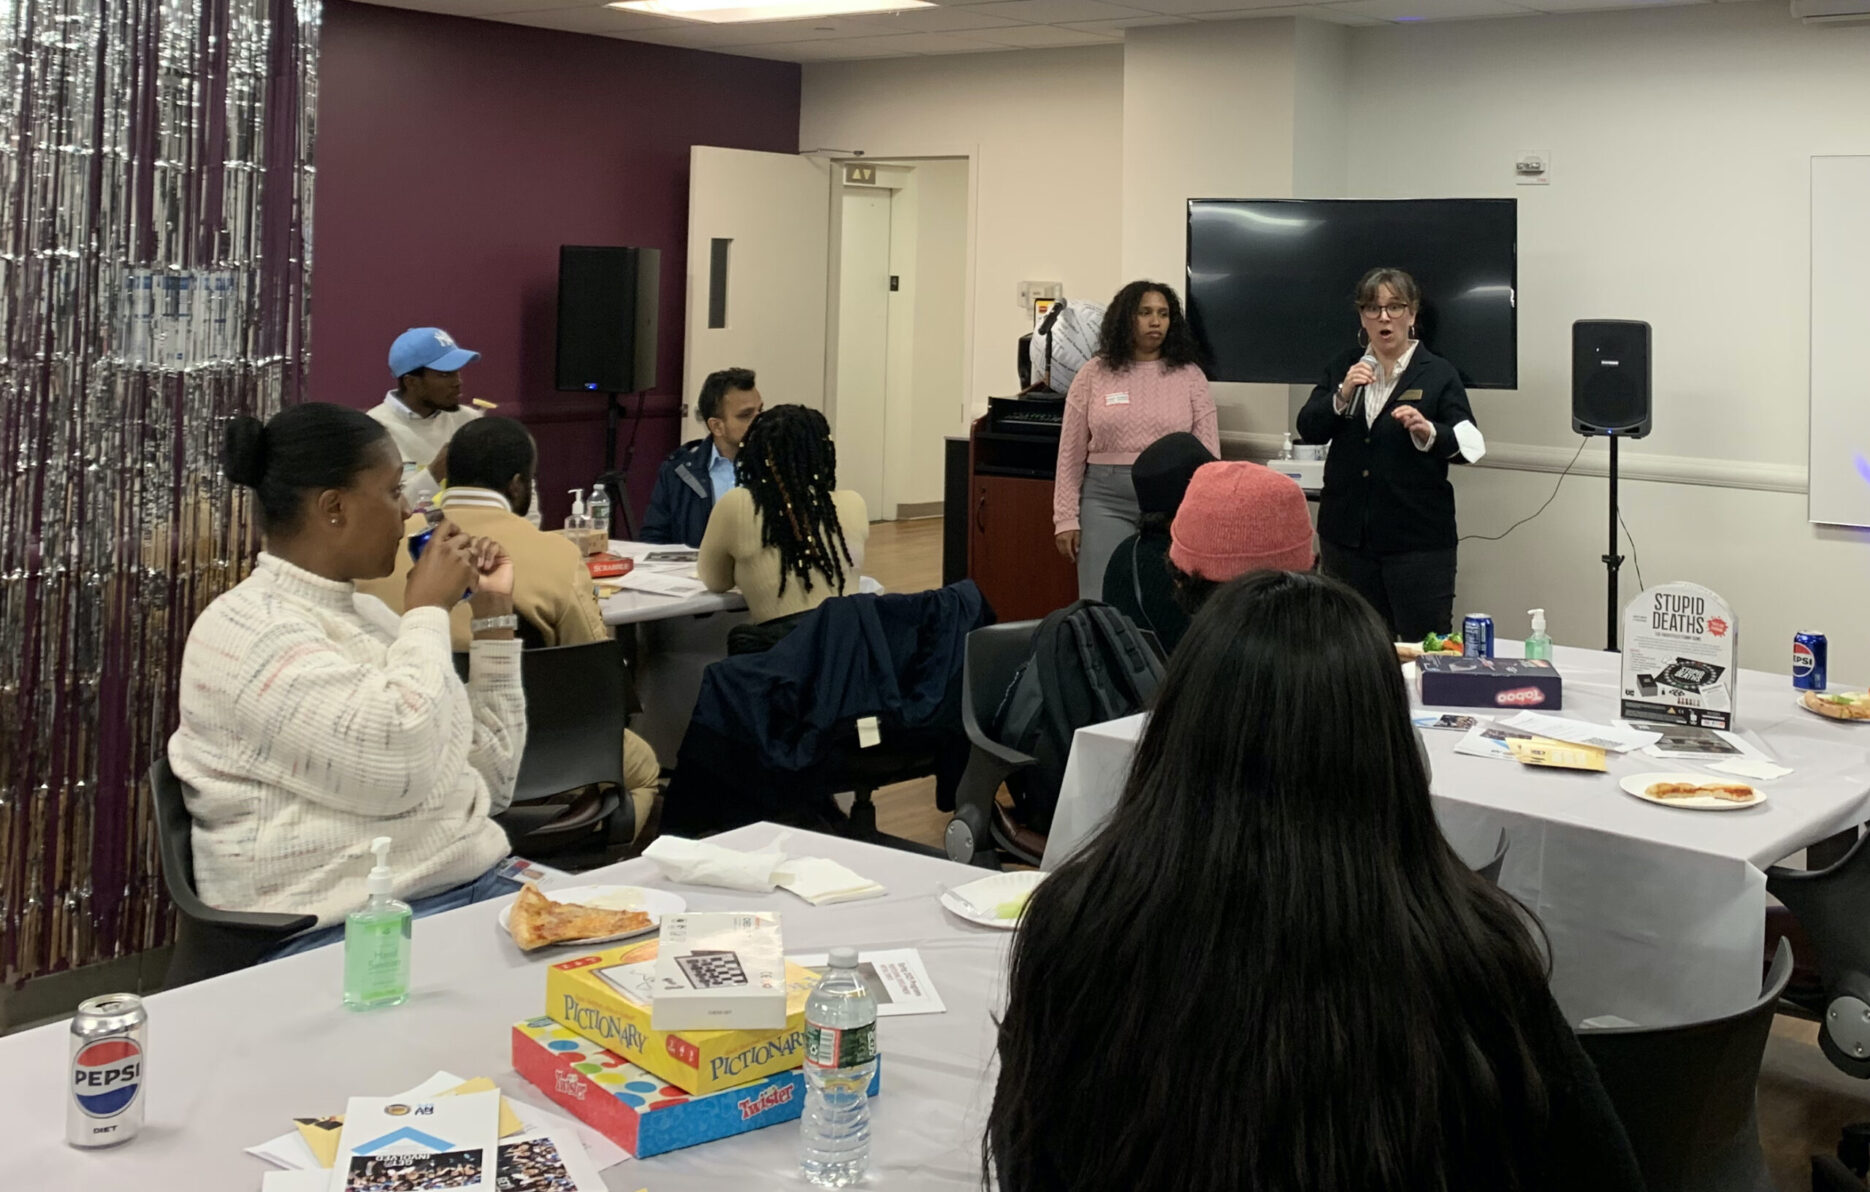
[545, 939, 822, 1096]
[511, 1017, 881, 1159]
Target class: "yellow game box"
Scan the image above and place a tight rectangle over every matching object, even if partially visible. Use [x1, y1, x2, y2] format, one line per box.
[545, 939, 821, 1096]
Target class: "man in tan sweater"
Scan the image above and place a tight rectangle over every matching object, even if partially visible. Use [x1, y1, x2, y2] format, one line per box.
[359, 417, 660, 835]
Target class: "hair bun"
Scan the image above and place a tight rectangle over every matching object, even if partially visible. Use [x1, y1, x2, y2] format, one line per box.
[223, 415, 268, 488]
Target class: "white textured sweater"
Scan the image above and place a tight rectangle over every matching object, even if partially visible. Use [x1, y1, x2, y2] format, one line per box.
[169, 554, 526, 927]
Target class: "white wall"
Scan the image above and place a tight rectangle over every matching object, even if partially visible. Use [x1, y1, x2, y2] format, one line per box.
[1340, 3, 1870, 675]
[801, 48, 1126, 417]
[904, 158, 970, 512]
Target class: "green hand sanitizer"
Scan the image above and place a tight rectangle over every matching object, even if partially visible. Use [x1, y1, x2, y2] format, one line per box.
[1524, 608, 1553, 662]
[344, 836, 411, 1010]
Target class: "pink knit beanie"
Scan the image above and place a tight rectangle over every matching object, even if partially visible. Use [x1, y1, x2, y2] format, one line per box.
[1168, 462, 1315, 582]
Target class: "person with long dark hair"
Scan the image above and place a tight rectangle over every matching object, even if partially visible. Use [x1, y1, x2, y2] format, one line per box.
[1296, 267, 1485, 639]
[698, 403, 868, 626]
[987, 570, 1643, 1192]
[1053, 280, 1217, 600]
[169, 403, 527, 958]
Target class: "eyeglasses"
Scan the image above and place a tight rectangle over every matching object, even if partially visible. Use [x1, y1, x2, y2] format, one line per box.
[1358, 302, 1412, 318]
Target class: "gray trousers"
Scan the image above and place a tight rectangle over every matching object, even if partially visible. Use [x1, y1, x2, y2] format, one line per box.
[1077, 464, 1139, 601]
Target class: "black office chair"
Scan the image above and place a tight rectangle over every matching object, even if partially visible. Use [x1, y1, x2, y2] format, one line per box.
[1578, 938, 1793, 1192]
[1768, 833, 1870, 1078]
[1476, 827, 1509, 886]
[149, 758, 316, 988]
[495, 639, 638, 857]
[945, 620, 1042, 868]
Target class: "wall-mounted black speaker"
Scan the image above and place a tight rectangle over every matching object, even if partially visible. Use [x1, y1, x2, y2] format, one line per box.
[555, 246, 660, 393]
[1572, 319, 1651, 438]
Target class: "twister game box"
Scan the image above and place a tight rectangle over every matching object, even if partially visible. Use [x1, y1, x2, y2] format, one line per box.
[511, 1017, 880, 1158]
[545, 939, 823, 1095]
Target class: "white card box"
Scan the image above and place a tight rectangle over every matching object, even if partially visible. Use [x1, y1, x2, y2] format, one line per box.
[649, 912, 787, 1032]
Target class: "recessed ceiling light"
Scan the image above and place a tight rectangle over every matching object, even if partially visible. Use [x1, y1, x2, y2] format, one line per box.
[609, 0, 929, 22]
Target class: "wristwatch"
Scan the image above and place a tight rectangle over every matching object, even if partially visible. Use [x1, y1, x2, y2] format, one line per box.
[471, 614, 519, 634]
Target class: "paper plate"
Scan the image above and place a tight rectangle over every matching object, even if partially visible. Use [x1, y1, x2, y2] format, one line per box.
[1619, 772, 1766, 812]
[1796, 692, 1870, 724]
[939, 870, 1046, 930]
[496, 884, 686, 947]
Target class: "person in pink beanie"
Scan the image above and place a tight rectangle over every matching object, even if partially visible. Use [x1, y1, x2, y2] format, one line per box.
[1166, 461, 1315, 615]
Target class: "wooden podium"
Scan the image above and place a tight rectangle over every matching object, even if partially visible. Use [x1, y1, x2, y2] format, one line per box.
[955, 398, 1079, 623]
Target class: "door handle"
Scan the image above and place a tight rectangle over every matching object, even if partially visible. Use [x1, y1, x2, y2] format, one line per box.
[974, 489, 987, 534]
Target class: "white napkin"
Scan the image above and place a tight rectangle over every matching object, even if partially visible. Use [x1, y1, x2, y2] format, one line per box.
[775, 857, 887, 906]
[1708, 758, 1794, 782]
[643, 835, 789, 891]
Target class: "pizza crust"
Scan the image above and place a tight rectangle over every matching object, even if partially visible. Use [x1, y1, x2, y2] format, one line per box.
[1644, 781, 1757, 803]
[1802, 691, 1870, 721]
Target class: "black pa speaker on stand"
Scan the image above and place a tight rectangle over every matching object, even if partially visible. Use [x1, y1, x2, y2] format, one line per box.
[1572, 319, 1651, 650]
[556, 246, 661, 538]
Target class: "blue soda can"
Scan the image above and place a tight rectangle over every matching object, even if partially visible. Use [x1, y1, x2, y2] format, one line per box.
[1793, 632, 1827, 691]
[408, 522, 472, 600]
[1463, 613, 1495, 659]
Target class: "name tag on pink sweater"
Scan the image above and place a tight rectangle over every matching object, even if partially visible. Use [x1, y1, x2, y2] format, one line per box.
[1104, 391, 1130, 406]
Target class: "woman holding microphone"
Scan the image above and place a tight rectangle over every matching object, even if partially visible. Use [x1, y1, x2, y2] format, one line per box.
[1296, 268, 1485, 640]
[1054, 280, 1218, 599]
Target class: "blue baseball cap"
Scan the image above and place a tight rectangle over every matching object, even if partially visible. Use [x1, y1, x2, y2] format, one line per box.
[388, 327, 480, 377]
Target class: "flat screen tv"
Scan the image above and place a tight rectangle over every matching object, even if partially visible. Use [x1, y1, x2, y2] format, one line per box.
[1186, 198, 1518, 389]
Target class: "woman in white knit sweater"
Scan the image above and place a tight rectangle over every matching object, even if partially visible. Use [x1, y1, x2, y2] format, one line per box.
[169, 402, 527, 957]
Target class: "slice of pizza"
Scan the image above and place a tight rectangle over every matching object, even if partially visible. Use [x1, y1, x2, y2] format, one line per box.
[1645, 781, 1757, 802]
[1805, 690, 1870, 720]
[509, 882, 653, 951]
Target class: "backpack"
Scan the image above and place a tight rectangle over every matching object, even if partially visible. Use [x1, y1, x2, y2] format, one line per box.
[1028, 300, 1106, 395]
[993, 600, 1165, 833]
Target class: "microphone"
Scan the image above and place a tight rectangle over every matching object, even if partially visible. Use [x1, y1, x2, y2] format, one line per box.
[1352, 350, 1378, 411]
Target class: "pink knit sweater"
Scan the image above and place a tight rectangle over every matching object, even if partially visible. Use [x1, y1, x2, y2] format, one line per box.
[1053, 358, 1219, 532]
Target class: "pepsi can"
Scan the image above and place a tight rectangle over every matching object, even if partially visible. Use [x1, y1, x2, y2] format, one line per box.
[1793, 632, 1828, 692]
[68, 993, 145, 1148]
[1463, 614, 1495, 660]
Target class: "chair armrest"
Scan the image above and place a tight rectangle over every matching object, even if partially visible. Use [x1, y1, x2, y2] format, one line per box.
[194, 904, 317, 936]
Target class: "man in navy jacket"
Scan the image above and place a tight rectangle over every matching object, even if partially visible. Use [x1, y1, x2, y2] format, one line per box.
[639, 367, 763, 545]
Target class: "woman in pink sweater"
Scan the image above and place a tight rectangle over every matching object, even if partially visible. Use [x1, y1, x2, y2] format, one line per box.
[1054, 281, 1219, 599]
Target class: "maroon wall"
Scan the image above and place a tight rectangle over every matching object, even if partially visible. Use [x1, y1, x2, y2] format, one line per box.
[313, 1, 801, 526]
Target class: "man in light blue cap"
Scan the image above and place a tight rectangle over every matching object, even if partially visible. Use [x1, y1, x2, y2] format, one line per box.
[367, 327, 484, 507]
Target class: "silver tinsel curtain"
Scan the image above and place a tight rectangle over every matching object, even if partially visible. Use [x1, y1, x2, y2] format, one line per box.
[0, 0, 316, 982]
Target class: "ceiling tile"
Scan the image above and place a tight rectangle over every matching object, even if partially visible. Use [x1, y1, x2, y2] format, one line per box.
[1186, 2, 1383, 18]
[1320, 0, 1535, 19]
[1061, 10, 1196, 24]
[1516, 0, 1698, 10]
[829, 5, 1026, 30]
[1121, 0, 1309, 16]
[967, 21, 1124, 41]
[746, 28, 1014, 54]
[966, 0, 1164, 21]
[498, 4, 687, 31]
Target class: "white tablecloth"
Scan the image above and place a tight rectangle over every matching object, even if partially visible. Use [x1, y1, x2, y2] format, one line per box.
[1046, 643, 1870, 1027]
[1, 826, 1009, 1191]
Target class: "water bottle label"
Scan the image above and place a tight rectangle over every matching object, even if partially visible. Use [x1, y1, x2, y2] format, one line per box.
[804, 1021, 876, 1070]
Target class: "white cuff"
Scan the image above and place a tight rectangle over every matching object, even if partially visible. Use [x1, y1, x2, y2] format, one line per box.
[1452, 420, 1486, 463]
[1412, 425, 1437, 452]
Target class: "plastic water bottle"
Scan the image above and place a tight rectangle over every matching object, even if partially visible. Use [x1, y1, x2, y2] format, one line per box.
[799, 947, 878, 1187]
[588, 482, 612, 541]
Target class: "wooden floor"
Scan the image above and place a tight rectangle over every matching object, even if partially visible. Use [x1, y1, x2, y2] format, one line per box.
[860, 517, 1864, 1191]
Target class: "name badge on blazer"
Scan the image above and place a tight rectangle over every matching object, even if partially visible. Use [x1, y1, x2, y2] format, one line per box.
[1398, 389, 1424, 404]
[1105, 391, 1131, 406]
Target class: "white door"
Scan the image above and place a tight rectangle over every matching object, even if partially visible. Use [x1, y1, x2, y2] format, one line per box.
[835, 188, 892, 519]
[682, 148, 833, 443]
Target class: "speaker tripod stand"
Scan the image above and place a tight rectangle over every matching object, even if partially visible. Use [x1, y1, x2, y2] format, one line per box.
[598, 389, 647, 541]
[1602, 432, 1623, 652]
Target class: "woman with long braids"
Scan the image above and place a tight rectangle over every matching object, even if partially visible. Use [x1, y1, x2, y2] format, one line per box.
[698, 404, 868, 625]
[1053, 280, 1217, 600]
[986, 571, 1643, 1192]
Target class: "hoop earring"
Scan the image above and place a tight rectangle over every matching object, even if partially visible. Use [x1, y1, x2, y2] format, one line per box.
[1356, 327, 1369, 349]
[1407, 325, 1418, 341]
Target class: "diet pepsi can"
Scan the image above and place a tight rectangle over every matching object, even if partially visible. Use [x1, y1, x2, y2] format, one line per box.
[1793, 632, 1828, 692]
[1463, 613, 1495, 660]
[68, 993, 146, 1148]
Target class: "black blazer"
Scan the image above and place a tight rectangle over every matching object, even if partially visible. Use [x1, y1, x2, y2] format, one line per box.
[1296, 343, 1476, 554]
